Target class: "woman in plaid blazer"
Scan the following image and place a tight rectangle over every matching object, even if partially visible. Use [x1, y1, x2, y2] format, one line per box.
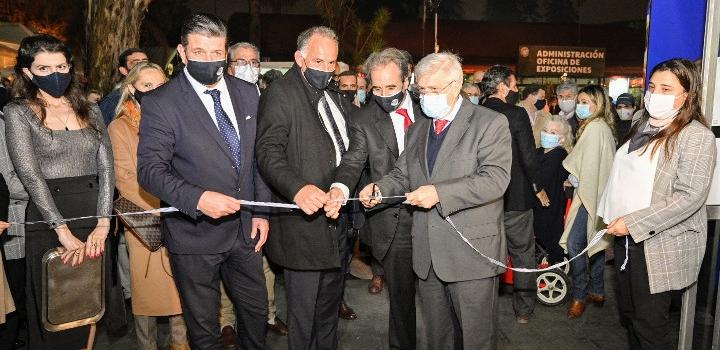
[605, 58, 716, 350]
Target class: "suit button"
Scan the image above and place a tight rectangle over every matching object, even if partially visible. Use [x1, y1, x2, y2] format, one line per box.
[649, 230, 655, 235]
[88, 183, 94, 188]
[54, 187, 60, 193]
[393, 213, 399, 218]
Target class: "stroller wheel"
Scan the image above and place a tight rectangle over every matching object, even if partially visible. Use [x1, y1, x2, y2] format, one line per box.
[539, 256, 571, 274]
[536, 270, 571, 306]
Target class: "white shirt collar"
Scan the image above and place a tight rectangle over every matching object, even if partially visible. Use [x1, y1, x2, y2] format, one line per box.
[184, 67, 228, 96]
[438, 95, 464, 123]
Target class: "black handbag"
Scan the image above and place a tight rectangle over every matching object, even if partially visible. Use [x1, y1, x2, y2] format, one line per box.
[113, 197, 163, 252]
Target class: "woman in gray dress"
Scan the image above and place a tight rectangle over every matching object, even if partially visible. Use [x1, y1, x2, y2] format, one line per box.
[4, 34, 114, 349]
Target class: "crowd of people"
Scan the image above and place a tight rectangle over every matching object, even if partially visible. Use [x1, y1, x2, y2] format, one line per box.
[0, 12, 715, 350]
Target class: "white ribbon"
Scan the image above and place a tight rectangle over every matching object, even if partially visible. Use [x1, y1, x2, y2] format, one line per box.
[445, 217, 608, 273]
[10, 200, 301, 226]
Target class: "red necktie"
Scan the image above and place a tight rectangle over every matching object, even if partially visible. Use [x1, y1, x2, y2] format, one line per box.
[434, 119, 449, 134]
[395, 108, 413, 132]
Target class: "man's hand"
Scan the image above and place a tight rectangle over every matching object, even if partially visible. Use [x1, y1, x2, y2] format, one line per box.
[406, 185, 439, 209]
[536, 190, 550, 207]
[251, 218, 270, 252]
[293, 185, 329, 215]
[607, 217, 630, 236]
[198, 191, 241, 219]
[359, 183, 381, 208]
[324, 187, 345, 219]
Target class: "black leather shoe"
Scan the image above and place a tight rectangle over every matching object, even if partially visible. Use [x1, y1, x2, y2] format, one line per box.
[267, 317, 289, 336]
[339, 300, 358, 320]
[221, 325, 237, 349]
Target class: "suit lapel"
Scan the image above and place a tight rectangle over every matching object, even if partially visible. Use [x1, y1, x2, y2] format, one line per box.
[226, 77, 255, 173]
[430, 99, 473, 180]
[179, 75, 237, 167]
[372, 106, 400, 158]
[415, 117, 431, 179]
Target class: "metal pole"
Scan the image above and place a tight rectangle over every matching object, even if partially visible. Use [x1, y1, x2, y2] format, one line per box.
[683, 1, 720, 348]
[680, 283, 698, 350]
[711, 217, 720, 350]
[434, 12, 439, 53]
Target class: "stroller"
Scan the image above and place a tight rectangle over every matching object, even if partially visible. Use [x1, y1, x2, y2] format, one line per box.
[500, 198, 573, 306]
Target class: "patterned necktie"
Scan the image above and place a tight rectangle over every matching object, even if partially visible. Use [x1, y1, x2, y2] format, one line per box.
[395, 108, 413, 132]
[320, 95, 346, 155]
[434, 119, 449, 135]
[204, 89, 241, 169]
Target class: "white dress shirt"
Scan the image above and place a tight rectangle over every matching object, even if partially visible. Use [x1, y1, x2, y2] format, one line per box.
[389, 92, 415, 154]
[318, 91, 349, 166]
[434, 95, 464, 132]
[185, 68, 240, 136]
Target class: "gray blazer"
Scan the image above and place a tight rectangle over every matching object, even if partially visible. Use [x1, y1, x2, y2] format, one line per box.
[376, 99, 512, 282]
[0, 116, 28, 260]
[624, 120, 716, 294]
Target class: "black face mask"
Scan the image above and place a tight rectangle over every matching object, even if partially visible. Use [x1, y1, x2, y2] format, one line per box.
[375, 90, 404, 113]
[133, 89, 147, 105]
[303, 66, 333, 90]
[506, 90, 519, 105]
[186, 59, 225, 85]
[534, 98, 547, 110]
[31, 72, 71, 98]
[342, 90, 356, 102]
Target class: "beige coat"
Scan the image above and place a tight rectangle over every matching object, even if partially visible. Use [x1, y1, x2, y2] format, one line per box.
[108, 102, 182, 316]
[0, 249, 14, 324]
[560, 119, 616, 257]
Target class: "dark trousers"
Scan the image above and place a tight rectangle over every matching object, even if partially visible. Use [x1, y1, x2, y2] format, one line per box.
[382, 231, 415, 350]
[170, 235, 267, 350]
[615, 238, 674, 350]
[0, 257, 25, 349]
[419, 266, 498, 350]
[285, 222, 348, 350]
[568, 205, 605, 300]
[371, 256, 384, 276]
[504, 209, 536, 317]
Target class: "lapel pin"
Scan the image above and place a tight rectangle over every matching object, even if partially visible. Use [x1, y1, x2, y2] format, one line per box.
[246, 115, 252, 120]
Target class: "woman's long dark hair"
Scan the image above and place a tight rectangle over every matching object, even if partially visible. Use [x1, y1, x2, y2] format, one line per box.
[626, 58, 709, 158]
[12, 34, 94, 130]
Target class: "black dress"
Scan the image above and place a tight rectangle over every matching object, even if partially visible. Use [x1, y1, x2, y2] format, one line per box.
[533, 147, 569, 264]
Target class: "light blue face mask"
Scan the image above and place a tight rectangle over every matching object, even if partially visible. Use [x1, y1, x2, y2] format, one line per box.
[420, 94, 451, 119]
[468, 96, 480, 105]
[540, 131, 561, 149]
[575, 103, 592, 119]
[357, 89, 367, 104]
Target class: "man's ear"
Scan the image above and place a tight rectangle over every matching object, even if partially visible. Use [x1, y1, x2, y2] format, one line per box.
[294, 51, 305, 69]
[177, 44, 188, 65]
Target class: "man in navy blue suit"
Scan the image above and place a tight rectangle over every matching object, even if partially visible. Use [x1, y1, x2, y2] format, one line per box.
[137, 13, 270, 349]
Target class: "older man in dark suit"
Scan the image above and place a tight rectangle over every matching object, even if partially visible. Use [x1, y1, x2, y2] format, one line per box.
[137, 14, 270, 349]
[325, 47, 419, 350]
[361, 52, 512, 350]
[481, 65, 545, 324]
[255, 26, 355, 350]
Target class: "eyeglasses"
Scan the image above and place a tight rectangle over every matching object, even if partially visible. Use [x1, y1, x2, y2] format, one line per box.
[417, 80, 455, 96]
[230, 59, 260, 68]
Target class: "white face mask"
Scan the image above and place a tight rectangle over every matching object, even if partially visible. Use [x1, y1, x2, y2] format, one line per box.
[644, 91, 680, 120]
[234, 64, 260, 84]
[420, 94, 451, 119]
[617, 108, 634, 121]
[559, 99, 576, 114]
